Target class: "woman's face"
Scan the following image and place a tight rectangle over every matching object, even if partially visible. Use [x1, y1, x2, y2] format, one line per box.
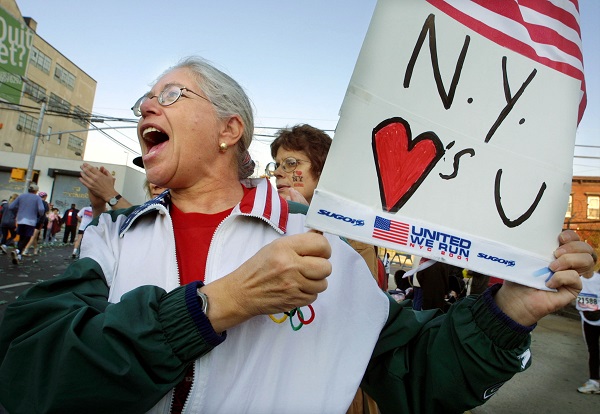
[136, 68, 223, 190]
[273, 147, 319, 204]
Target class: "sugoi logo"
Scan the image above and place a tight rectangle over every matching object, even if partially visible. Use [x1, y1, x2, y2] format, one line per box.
[317, 209, 365, 226]
[477, 253, 515, 267]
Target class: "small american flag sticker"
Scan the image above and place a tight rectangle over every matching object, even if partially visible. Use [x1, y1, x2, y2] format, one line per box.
[372, 216, 410, 245]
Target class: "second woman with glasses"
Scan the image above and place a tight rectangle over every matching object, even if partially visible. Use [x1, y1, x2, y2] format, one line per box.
[267, 124, 326, 204]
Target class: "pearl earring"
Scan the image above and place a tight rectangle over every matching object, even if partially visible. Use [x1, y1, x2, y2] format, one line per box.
[219, 142, 228, 152]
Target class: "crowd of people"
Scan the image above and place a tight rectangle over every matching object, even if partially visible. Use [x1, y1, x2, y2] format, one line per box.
[0, 56, 597, 414]
[1, 187, 94, 264]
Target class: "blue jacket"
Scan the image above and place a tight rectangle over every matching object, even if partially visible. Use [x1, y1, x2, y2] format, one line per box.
[9, 192, 45, 227]
[1, 201, 16, 226]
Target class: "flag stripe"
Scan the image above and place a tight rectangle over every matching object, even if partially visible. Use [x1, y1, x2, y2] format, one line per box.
[427, 0, 586, 123]
[520, 0, 581, 35]
[520, 9, 583, 61]
[470, 0, 583, 64]
[373, 229, 409, 236]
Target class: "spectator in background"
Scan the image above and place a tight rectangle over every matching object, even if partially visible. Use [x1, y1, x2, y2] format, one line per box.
[42, 203, 55, 241]
[383, 252, 391, 278]
[468, 270, 492, 295]
[388, 269, 413, 303]
[576, 271, 600, 394]
[22, 191, 50, 256]
[145, 180, 167, 199]
[412, 259, 452, 312]
[72, 205, 94, 258]
[45, 207, 61, 244]
[62, 204, 79, 244]
[447, 264, 467, 302]
[0, 199, 5, 224]
[268, 123, 381, 414]
[0, 193, 19, 254]
[376, 249, 389, 291]
[6, 184, 45, 265]
[79, 163, 167, 218]
[267, 125, 381, 282]
[78, 164, 130, 217]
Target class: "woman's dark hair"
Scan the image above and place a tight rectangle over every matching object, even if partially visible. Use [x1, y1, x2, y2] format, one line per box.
[270, 124, 332, 178]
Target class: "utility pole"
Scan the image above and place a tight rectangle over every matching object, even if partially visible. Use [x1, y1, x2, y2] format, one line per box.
[23, 99, 47, 192]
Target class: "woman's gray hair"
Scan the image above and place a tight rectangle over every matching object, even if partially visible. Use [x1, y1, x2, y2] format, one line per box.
[167, 56, 255, 179]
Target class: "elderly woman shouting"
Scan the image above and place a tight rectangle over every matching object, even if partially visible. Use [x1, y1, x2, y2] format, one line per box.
[0, 57, 596, 414]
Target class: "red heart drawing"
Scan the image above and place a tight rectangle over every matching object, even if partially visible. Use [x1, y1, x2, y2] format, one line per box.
[372, 117, 444, 213]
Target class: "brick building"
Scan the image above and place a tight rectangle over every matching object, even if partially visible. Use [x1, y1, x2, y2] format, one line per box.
[565, 176, 600, 259]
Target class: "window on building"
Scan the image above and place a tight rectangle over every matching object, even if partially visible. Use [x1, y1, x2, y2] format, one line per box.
[67, 134, 84, 154]
[565, 195, 572, 218]
[23, 80, 46, 103]
[17, 113, 38, 135]
[54, 64, 76, 89]
[73, 106, 91, 127]
[48, 93, 71, 115]
[587, 196, 599, 220]
[29, 47, 52, 74]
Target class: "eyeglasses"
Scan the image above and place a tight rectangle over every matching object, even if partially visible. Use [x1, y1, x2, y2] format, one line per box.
[131, 84, 211, 117]
[265, 157, 311, 177]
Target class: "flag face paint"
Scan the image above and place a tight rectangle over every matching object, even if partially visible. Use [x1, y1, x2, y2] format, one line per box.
[306, 0, 585, 290]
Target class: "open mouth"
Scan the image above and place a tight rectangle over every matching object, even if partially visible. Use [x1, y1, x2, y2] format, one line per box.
[142, 126, 169, 153]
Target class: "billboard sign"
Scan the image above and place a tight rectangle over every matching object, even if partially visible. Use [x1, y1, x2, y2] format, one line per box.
[0, 7, 34, 104]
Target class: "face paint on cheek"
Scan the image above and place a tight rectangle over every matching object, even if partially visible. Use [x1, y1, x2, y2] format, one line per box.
[293, 170, 305, 187]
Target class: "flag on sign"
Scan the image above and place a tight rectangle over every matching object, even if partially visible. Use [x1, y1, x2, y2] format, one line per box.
[372, 216, 410, 245]
[427, 0, 586, 123]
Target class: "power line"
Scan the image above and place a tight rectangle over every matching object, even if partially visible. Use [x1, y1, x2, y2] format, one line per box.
[87, 124, 140, 155]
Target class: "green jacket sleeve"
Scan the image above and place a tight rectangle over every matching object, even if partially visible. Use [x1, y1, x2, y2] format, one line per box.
[363, 285, 533, 414]
[0, 258, 223, 414]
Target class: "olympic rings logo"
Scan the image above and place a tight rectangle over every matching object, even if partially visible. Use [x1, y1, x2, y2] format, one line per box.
[268, 305, 315, 331]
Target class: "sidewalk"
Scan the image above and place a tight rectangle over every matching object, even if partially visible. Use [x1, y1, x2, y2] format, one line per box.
[471, 313, 599, 413]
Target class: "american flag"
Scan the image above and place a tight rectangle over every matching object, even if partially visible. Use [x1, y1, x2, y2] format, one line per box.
[372, 216, 410, 245]
[427, 0, 586, 124]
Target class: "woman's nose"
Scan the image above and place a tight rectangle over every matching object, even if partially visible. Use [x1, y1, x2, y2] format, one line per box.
[139, 95, 161, 117]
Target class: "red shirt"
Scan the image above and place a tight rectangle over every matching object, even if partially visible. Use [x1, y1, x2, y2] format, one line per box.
[170, 203, 232, 284]
[169, 186, 249, 413]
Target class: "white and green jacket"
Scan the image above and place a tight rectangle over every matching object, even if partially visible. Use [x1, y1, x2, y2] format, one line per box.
[0, 178, 534, 414]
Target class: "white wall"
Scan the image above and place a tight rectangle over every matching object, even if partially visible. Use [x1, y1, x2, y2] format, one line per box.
[0, 152, 147, 205]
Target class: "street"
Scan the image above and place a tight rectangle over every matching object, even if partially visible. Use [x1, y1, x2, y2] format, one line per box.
[0, 242, 75, 323]
[471, 313, 599, 413]
[0, 244, 598, 412]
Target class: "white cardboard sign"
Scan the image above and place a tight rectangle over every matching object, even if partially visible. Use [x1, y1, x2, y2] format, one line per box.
[306, 0, 585, 290]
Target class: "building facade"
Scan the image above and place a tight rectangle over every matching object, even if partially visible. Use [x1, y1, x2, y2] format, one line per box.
[0, 0, 147, 208]
[0, 0, 96, 159]
[564, 176, 600, 260]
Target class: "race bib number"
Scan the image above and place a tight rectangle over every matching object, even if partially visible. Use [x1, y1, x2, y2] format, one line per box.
[577, 293, 599, 311]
